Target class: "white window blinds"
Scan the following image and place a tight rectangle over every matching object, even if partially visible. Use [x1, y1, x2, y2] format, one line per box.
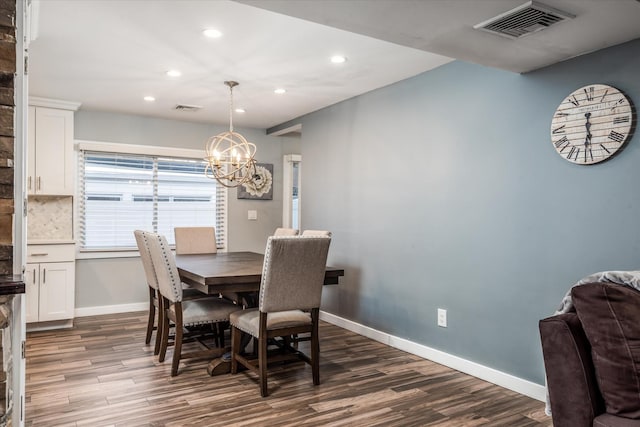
[78, 150, 226, 251]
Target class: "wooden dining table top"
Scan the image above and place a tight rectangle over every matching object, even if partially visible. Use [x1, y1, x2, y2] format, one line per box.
[175, 251, 344, 295]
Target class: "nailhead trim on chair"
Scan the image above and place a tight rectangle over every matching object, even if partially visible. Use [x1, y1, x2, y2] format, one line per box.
[156, 234, 182, 302]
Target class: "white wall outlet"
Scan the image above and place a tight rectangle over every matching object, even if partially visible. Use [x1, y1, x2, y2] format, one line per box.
[248, 210, 257, 220]
[437, 308, 447, 328]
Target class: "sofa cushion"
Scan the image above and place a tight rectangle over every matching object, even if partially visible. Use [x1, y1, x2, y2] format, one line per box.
[539, 313, 604, 425]
[594, 413, 640, 427]
[572, 283, 640, 419]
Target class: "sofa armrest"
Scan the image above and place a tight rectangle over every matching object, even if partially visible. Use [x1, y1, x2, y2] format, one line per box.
[539, 312, 604, 427]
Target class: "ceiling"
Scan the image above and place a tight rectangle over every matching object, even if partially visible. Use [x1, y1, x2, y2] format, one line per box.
[28, 0, 640, 130]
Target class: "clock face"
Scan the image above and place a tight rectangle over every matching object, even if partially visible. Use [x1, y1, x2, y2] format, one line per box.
[551, 84, 634, 165]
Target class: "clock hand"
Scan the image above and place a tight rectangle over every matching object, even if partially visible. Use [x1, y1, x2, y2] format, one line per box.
[584, 112, 593, 162]
[584, 112, 592, 142]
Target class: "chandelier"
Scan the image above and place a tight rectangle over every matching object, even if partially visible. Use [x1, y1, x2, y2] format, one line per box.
[204, 81, 257, 188]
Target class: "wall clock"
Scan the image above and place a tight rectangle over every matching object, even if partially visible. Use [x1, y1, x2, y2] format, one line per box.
[550, 84, 635, 165]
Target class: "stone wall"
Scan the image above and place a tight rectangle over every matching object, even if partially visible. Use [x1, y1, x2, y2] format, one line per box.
[0, 0, 13, 275]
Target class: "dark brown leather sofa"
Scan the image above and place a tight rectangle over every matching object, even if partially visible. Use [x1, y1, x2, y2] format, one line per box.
[539, 284, 640, 427]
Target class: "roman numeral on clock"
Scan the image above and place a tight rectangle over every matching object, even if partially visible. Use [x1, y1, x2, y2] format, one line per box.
[569, 96, 579, 107]
[609, 130, 625, 143]
[552, 125, 565, 134]
[611, 98, 626, 111]
[554, 136, 569, 149]
[613, 116, 630, 124]
[584, 86, 594, 101]
[600, 144, 611, 154]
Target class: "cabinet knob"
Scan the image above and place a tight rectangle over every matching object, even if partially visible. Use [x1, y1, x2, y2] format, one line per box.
[30, 253, 48, 257]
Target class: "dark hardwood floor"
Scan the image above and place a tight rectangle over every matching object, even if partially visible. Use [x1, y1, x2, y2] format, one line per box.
[25, 312, 551, 426]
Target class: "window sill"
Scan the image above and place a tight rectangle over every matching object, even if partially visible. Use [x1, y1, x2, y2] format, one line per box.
[76, 248, 228, 260]
[76, 250, 140, 260]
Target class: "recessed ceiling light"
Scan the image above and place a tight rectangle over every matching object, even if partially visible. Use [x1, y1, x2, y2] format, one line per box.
[235, 108, 246, 113]
[274, 88, 286, 95]
[330, 55, 347, 64]
[143, 96, 156, 102]
[203, 28, 222, 38]
[166, 70, 182, 77]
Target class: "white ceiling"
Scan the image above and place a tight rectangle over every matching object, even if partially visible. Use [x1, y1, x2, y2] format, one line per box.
[28, 0, 640, 130]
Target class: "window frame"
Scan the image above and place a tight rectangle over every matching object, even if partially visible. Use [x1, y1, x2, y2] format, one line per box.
[75, 140, 227, 259]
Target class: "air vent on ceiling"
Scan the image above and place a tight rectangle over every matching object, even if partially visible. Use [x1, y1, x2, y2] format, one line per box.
[473, 1, 575, 39]
[174, 104, 203, 112]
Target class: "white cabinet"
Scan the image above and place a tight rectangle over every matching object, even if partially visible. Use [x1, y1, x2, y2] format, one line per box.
[26, 243, 76, 324]
[27, 102, 78, 195]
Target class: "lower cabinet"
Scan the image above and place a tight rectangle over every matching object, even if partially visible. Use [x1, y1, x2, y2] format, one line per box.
[26, 243, 76, 325]
[25, 262, 75, 322]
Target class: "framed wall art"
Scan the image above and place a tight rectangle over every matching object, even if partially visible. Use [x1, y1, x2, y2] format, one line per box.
[237, 163, 273, 200]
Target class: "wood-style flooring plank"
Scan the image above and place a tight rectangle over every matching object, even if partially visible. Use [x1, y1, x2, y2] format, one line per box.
[26, 311, 551, 426]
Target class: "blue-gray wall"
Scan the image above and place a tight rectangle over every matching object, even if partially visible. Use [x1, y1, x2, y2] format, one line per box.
[293, 38, 640, 385]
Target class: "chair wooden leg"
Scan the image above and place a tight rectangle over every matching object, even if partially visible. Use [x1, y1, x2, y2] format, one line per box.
[259, 313, 268, 397]
[154, 297, 163, 356]
[171, 303, 183, 376]
[230, 325, 241, 374]
[154, 290, 163, 356]
[158, 298, 170, 363]
[217, 322, 226, 348]
[146, 287, 156, 345]
[311, 308, 320, 385]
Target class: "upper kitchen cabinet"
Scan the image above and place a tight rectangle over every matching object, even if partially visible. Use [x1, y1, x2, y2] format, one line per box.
[27, 98, 81, 195]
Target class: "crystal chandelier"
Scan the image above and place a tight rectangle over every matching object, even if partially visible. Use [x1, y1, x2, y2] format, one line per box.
[204, 81, 257, 188]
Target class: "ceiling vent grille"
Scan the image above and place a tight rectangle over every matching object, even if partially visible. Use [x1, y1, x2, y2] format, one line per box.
[473, 1, 575, 39]
[174, 104, 203, 112]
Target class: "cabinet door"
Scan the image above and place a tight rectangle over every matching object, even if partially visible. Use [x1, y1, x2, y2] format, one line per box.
[33, 107, 74, 195]
[38, 262, 75, 322]
[25, 263, 40, 323]
[27, 106, 36, 194]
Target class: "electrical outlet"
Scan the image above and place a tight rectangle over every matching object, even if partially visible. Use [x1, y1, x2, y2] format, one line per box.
[437, 308, 447, 327]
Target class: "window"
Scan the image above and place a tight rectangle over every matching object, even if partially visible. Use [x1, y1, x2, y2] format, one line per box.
[78, 150, 225, 251]
[283, 154, 301, 229]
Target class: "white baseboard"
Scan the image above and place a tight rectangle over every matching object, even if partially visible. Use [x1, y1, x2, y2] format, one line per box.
[75, 302, 147, 318]
[319, 310, 546, 402]
[27, 319, 74, 332]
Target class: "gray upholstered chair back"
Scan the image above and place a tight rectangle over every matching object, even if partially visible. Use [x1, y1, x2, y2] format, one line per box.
[174, 226, 218, 255]
[134, 230, 159, 290]
[147, 232, 183, 303]
[259, 236, 331, 313]
[273, 227, 299, 236]
[301, 230, 332, 237]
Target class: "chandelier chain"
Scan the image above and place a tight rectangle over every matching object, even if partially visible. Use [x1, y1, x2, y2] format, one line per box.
[228, 83, 234, 132]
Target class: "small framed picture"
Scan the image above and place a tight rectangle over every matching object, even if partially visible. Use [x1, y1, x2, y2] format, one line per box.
[237, 163, 273, 200]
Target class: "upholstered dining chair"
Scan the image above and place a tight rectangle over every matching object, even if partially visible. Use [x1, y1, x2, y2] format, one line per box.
[174, 226, 217, 255]
[134, 230, 163, 355]
[301, 229, 332, 237]
[230, 235, 331, 397]
[146, 232, 239, 376]
[273, 227, 298, 236]
[135, 230, 207, 354]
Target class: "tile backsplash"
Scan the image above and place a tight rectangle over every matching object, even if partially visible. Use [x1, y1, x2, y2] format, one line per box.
[27, 196, 73, 240]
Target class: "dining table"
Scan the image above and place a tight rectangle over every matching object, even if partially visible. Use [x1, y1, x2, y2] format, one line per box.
[174, 251, 344, 375]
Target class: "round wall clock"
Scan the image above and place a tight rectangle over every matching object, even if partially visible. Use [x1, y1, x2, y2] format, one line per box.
[550, 84, 635, 165]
